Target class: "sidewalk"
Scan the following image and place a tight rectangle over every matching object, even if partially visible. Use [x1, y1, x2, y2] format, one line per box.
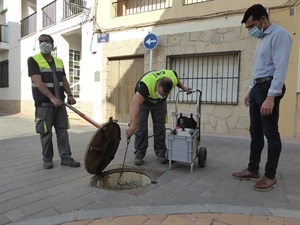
[0, 114, 299, 225]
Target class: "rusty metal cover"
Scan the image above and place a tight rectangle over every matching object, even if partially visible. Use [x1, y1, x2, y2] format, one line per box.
[84, 120, 121, 175]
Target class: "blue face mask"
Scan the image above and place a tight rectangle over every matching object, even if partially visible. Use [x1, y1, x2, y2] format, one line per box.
[248, 21, 265, 39]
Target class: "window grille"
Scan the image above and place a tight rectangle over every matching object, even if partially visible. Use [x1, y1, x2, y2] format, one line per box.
[112, 0, 172, 17]
[167, 51, 240, 105]
[69, 49, 81, 98]
[0, 60, 8, 88]
[183, 0, 212, 5]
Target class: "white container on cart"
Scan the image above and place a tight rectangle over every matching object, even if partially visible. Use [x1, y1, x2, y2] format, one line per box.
[167, 89, 207, 173]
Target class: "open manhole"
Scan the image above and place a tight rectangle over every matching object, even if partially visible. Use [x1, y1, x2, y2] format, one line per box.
[84, 120, 160, 193]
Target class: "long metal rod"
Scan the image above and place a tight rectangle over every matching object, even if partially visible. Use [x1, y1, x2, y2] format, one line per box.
[64, 103, 101, 128]
[119, 138, 130, 178]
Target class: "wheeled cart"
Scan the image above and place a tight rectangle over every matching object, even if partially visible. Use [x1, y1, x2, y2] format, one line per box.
[167, 89, 207, 173]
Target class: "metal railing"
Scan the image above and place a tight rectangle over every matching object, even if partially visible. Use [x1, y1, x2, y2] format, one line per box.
[112, 0, 172, 17]
[42, 0, 56, 28]
[0, 24, 9, 43]
[63, 0, 83, 19]
[183, 0, 212, 5]
[20, 12, 37, 38]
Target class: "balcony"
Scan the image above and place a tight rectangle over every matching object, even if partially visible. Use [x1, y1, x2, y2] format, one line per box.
[63, 0, 84, 19]
[42, 0, 57, 28]
[0, 24, 9, 51]
[21, 12, 37, 38]
[112, 0, 172, 17]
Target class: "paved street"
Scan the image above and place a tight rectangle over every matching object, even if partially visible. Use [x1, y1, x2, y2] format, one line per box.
[0, 113, 299, 225]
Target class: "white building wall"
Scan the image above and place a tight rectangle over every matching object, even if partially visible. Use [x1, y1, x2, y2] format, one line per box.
[0, 0, 21, 100]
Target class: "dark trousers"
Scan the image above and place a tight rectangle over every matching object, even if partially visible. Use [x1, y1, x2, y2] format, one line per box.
[134, 101, 167, 159]
[35, 106, 72, 162]
[247, 81, 285, 179]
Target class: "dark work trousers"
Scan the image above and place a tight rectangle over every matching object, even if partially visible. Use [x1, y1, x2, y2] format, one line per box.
[134, 101, 167, 159]
[247, 80, 285, 179]
[35, 106, 72, 163]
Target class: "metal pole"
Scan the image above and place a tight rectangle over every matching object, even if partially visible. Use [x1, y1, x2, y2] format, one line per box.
[149, 49, 153, 71]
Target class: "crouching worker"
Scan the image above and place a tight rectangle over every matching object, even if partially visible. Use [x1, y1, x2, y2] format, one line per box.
[126, 69, 191, 165]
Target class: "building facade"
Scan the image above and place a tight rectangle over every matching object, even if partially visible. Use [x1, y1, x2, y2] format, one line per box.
[0, 0, 299, 138]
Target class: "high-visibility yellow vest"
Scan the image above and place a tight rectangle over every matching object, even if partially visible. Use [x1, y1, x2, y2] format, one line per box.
[140, 70, 178, 100]
[31, 53, 66, 106]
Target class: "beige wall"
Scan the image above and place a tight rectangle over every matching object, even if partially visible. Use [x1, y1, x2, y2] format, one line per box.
[95, 0, 300, 138]
[270, 4, 300, 138]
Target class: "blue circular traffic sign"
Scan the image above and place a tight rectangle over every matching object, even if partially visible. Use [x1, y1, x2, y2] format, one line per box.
[143, 33, 159, 50]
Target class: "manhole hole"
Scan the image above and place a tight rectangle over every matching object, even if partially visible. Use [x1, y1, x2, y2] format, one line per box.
[97, 169, 151, 190]
[90, 166, 161, 195]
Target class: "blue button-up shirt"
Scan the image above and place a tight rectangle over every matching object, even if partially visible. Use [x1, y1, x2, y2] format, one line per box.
[250, 23, 292, 96]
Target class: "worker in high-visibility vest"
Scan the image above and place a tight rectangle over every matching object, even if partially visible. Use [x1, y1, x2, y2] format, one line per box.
[126, 70, 191, 165]
[27, 34, 80, 170]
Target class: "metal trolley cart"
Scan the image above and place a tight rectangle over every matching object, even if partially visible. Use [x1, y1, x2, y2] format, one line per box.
[167, 89, 207, 173]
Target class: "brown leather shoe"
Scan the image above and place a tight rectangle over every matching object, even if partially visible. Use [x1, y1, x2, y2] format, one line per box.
[232, 169, 260, 180]
[254, 176, 277, 191]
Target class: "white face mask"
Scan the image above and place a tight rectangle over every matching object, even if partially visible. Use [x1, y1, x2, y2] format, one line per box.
[39, 42, 52, 54]
[156, 91, 164, 99]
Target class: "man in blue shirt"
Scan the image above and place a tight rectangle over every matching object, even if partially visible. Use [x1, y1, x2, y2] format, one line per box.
[232, 4, 292, 191]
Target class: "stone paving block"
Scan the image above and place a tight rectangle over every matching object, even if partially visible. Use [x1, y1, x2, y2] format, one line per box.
[45, 189, 84, 206]
[110, 215, 148, 225]
[4, 208, 26, 222]
[3, 187, 32, 201]
[218, 213, 251, 225]
[53, 196, 96, 213]
[19, 199, 52, 216]
[0, 214, 11, 225]
[23, 189, 53, 203]
[22, 207, 60, 221]
[0, 197, 29, 214]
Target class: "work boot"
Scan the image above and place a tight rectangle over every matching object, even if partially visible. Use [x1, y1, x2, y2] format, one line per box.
[61, 157, 80, 167]
[134, 158, 143, 166]
[158, 156, 168, 164]
[43, 161, 53, 169]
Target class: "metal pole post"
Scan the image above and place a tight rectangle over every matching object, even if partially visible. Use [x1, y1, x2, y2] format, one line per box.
[149, 49, 153, 71]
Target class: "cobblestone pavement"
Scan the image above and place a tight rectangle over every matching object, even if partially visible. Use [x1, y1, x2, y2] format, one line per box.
[0, 113, 299, 225]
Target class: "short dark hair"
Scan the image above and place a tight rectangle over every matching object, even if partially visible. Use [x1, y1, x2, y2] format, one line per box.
[39, 34, 54, 44]
[158, 77, 173, 93]
[241, 4, 269, 24]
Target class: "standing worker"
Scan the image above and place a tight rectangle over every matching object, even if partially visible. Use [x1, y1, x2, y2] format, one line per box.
[27, 34, 80, 169]
[126, 70, 191, 165]
[232, 4, 292, 191]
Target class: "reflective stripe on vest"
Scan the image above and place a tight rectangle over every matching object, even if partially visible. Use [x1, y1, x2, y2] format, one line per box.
[141, 70, 178, 99]
[32, 53, 64, 88]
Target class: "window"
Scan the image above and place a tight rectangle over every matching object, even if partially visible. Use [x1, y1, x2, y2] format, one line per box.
[69, 49, 80, 97]
[183, 0, 212, 5]
[0, 60, 8, 87]
[167, 51, 240, 105]
[112, 0, 172, 17]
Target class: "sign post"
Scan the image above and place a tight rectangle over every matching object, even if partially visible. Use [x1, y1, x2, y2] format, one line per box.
[143, 33, 158, 71]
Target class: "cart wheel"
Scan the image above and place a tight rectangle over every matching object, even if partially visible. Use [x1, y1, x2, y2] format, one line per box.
[197, 146, 207, 168]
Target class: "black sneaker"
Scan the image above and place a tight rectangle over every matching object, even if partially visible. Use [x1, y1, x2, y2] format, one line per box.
[61, 157, 80, 167]
[43, 162, 53, 169]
